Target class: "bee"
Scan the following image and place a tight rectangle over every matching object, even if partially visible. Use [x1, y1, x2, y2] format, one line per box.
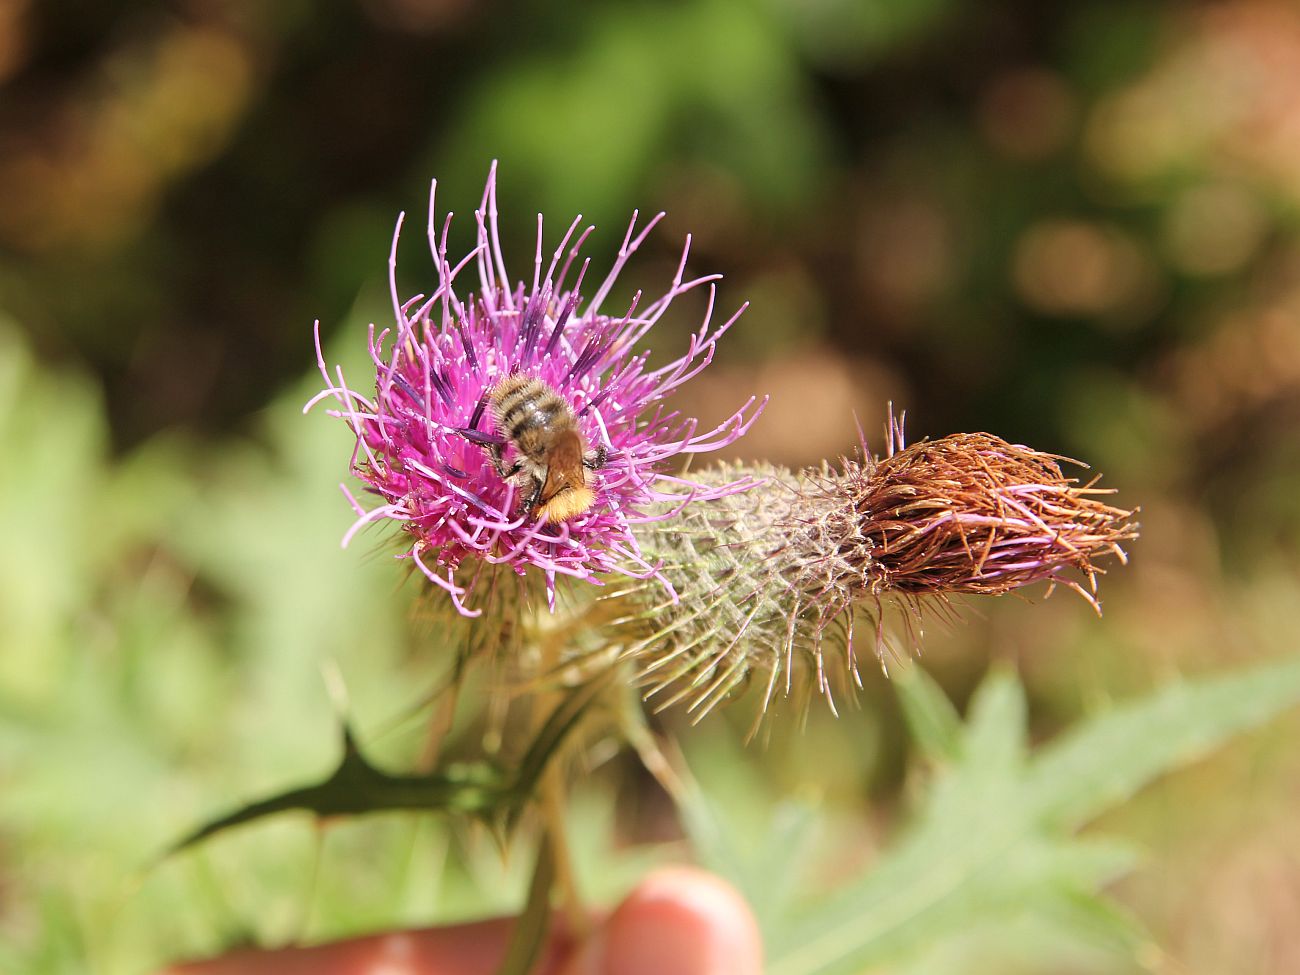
[484, 374, 607, 522]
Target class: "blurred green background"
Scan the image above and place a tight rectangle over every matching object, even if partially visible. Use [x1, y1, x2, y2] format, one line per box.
[3, 1, 1300, 972]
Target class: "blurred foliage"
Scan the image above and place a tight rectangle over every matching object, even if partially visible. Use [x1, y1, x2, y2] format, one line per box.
[689, 658, 1300, 974]
[4, 0, 1300, 972]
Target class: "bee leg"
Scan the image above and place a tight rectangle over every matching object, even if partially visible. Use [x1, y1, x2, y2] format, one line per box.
[488, 442, 522, 479]
[520, 477, 544, 516]
[584, 444, 608, 471]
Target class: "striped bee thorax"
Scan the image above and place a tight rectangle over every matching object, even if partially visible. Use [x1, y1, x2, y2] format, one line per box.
[490, 375, 574, 459]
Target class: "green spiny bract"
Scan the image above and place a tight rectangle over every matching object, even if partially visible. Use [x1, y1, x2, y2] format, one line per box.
[613, 463, 874, 724]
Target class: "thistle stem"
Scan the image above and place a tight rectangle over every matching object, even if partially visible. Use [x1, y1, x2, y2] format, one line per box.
[416, 670, 462, 771]
[540, 759, 586, 936]
[536, 642, 588, 939]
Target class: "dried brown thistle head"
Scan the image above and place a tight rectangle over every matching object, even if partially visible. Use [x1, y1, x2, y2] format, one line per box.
[850, 431, 1132, 606]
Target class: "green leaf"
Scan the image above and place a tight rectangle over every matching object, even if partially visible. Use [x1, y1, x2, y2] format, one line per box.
[1037, 886, 1151, 958]
[677, 768, 820, 938]
[961, 664, 1026, 775]
[764, 655, 1300, 975]
[1037, 834, 1141, 891]
[893, 664, 963, 764]
[164, 726, 508, 858]
[168, 668, 615, 858]
[1026, 653, 1300, 827]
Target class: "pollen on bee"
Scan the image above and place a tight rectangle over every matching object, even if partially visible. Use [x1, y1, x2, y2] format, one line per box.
[536, 485, 596, 523]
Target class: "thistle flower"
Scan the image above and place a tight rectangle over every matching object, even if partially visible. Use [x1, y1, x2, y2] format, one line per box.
[616, 415, 1137, 722]
[307, 164, 763, 615]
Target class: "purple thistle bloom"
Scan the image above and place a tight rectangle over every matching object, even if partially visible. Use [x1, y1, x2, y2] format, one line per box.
[307, 164, 764, 616]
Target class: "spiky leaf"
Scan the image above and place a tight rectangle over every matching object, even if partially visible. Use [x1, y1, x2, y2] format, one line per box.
[727, 655, 1300, 974]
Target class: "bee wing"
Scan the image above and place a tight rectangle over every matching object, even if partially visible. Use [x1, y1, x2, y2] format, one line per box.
[541, 431, 587, 501]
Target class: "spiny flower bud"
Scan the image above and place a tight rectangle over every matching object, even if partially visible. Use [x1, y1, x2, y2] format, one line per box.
[617, 419, 1137, 722]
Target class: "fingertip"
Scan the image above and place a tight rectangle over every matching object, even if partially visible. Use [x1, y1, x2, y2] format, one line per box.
[582, 866, 762, 975]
